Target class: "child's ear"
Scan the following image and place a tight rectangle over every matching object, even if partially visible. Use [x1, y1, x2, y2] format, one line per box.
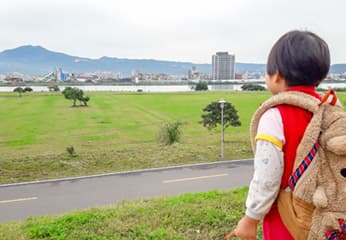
[273, 72, 287, 86]
[272, 72, 284, 83]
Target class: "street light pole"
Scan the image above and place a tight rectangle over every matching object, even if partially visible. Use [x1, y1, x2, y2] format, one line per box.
[219, 98, 226, 160]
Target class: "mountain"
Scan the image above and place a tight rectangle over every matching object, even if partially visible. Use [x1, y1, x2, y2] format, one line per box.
[330, 64, 346, 74]
[1, 45, 344, 76]
[0, 45, 267, 76]
[0, 45, 85, 75]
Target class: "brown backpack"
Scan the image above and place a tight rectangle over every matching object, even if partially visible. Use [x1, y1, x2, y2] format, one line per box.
[250, 90, 346, 240]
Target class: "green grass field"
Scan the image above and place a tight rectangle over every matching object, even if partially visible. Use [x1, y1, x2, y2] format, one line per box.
[1, 90, 345, 240]
[0, 187, 264, 240]
[1, 91, 345, 184]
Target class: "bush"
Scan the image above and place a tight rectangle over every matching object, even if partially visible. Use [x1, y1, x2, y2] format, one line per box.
[241, 83, 266, 91]
[24, 87, 33, 92]
[66, 146, 77, 157]
[334, 87, 346, 92]
[157, 121, 184, 145]
[195, 81, 208, 91]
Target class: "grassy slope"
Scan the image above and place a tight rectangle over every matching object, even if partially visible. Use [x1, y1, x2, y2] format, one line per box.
[0, 187, 263, 240]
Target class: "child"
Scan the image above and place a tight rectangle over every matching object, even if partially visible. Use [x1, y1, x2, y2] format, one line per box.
[224, 30, 330, 240]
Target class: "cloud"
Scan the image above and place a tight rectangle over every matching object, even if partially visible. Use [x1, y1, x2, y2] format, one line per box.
[0, 0, 345, 63]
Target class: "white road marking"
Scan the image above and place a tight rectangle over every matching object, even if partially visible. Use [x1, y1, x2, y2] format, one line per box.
[0, 197, 38, 204]
[163, 173, 229, 184]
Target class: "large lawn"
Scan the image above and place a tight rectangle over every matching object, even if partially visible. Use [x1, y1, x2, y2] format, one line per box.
[1, 91, 344, 184]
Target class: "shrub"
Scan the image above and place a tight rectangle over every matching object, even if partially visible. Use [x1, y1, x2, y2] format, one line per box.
[157, 121, 184, 145]
[66, 146, 77, 157]
[195, 81, 208, 91]
[241, 83, 266, 91]
[334, 87, 346, 92]
[24, 87, 33, 92]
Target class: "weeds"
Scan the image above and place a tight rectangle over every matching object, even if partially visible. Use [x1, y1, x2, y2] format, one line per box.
[66, 146, 77, 157]
[157, 121, 184, 145]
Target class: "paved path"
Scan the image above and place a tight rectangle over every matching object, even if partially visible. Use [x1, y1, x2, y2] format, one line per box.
[0, 159, 254, 223]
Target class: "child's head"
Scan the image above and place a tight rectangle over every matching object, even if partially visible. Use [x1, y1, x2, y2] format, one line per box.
[266, 30, 330, 87]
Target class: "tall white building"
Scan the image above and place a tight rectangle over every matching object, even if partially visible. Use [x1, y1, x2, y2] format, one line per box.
[212, 52, 235, 80]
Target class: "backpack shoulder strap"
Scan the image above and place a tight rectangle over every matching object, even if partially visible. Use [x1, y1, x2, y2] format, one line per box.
[250, 91, 321, 152]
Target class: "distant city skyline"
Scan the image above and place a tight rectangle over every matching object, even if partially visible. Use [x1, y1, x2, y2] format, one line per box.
[0, 0, 345, 64]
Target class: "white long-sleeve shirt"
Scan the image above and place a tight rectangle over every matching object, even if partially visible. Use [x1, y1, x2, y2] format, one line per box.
[245, 108, 286, 220]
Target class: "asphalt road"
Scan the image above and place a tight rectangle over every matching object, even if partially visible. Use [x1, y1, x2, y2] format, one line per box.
[0, 159, 254, 223]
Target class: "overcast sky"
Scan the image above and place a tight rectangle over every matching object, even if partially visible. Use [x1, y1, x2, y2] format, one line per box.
[0, 0, 344, 64]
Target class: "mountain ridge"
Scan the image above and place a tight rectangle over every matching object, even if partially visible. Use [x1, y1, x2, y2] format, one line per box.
[0, 45, 344, 75]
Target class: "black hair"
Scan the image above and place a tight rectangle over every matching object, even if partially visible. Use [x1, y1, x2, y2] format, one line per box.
[266, 30, 330, 86]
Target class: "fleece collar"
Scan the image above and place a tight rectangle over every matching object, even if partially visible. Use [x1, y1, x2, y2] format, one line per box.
[285, 86, 321, 100]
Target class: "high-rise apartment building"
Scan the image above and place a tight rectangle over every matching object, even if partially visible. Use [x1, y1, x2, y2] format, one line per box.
[211, 52, 235, 80]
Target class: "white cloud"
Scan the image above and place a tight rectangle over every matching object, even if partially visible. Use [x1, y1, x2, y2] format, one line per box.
[0, 0, 345, 63]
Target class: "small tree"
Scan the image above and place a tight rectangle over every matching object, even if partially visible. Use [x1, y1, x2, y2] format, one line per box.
[13, 87, 24, 97]
[62, 87, 80, 106]
[195, 81, 208, 91]
[200, 101, 241, 130]
[241, 83, 266, 91]
[157, 121, 184, 145]
[62, 87, 90, 107]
